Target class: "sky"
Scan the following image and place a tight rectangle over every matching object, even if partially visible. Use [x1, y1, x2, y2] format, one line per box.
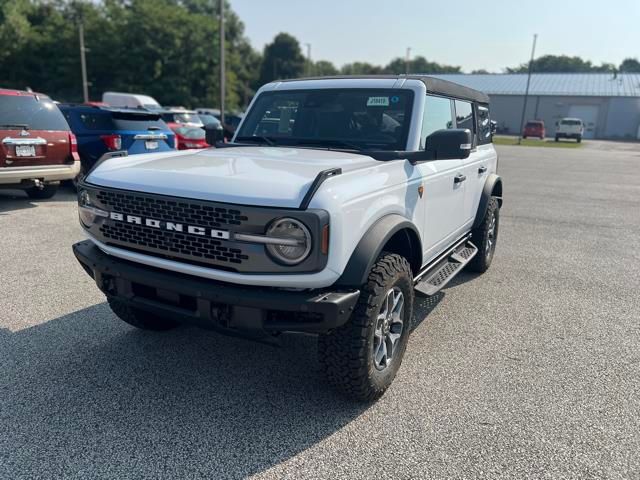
[231, 0, 640, 72]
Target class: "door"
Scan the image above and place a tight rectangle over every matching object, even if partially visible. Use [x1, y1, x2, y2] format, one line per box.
[568, 105, 599, 139]
[419, 95, 468, 263]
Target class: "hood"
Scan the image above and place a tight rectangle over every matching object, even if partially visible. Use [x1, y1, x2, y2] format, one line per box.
[86, 146, 379, 208]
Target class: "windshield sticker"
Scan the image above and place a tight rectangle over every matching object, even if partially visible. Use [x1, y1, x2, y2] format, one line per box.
[366, 96, 390, 107]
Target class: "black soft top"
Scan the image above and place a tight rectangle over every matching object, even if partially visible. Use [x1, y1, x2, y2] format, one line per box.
[275, 75, 490, 104]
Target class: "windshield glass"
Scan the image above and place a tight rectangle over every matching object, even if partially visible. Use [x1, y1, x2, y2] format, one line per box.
[236, 89, 414, 150]
[0, 95, 69, 131]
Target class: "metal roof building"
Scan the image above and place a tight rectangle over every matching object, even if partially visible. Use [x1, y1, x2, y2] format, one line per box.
[431, 73, 640, 139]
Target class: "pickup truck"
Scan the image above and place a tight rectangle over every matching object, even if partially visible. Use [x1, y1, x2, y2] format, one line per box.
[73, 76, 503, 401]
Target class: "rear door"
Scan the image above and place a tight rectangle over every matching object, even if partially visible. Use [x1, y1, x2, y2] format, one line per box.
[419, 95, 468, 262]
[0, 94, 71, 168]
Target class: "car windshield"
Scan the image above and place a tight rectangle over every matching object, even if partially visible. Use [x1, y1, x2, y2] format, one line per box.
[174, 126, 205, 139]
[164, 112, 203, 125]
[0, 95, 69, 131]
[236, 89, 414, 151]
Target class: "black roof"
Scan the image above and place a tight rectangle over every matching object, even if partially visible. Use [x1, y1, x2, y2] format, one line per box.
[275, 75, 490, 104]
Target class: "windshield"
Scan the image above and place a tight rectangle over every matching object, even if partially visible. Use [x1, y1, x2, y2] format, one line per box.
[0, 95, 69, 131]
[174, 126, 205, 139]
[236, 89, 414, 151]
[162, 112, 203, 126]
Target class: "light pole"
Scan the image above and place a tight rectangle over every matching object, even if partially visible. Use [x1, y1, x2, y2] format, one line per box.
[305, 43, 311, 76]
[405, 47, 412, 75]
[219, 0, 225, 125]
[518, 34, 537, 145]
[78, 22, 89, 103]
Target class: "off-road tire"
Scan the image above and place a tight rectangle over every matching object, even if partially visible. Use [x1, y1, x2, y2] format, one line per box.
[468, 196, 500, 273]
[318, 253, 414, 402]
[25, 183, 58, 199]
[107, 296, 180, 331]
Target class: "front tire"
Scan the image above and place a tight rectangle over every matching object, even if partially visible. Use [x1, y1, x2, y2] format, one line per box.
[318, 253, 414, 402]
[25, 183, 58, 199]
[467, 196, 500, 273]
[107, 296, 180, 331]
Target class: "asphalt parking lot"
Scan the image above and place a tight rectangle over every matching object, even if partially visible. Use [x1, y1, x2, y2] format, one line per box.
[1, 142, 639, 479]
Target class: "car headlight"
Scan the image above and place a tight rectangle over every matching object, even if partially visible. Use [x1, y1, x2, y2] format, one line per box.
[78, 189, 108, 227]
[265, 218, 312, 265]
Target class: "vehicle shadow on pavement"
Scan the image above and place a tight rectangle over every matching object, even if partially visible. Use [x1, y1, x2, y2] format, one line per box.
[0, 303, 371, 479]
[0, 188, 76, 214]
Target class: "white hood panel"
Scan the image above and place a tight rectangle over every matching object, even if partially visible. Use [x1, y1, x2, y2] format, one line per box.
[86, 147, 378, 208]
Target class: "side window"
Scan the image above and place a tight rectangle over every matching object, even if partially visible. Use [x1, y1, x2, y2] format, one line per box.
[421, 95, 454, 149]
[454, 100, 475, 146]
[476, 105, 491, 145]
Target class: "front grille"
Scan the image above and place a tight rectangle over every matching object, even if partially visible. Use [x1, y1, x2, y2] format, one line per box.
[100, 222, 248, 264]
[95, 190, 248, 229]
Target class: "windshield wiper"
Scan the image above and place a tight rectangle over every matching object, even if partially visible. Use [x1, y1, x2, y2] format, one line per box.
[0, 123, 29, 130]
[235, 135, 276, 146]
[291, 138, 365, 151]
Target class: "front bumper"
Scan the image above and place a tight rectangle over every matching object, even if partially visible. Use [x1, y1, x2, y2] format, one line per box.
[73, 240, 360, 334]
[0, 161, 81, 185]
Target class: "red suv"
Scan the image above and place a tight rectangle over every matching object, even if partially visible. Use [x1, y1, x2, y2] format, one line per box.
[0, 89, 80, 199]
[523, 120, 545, 140]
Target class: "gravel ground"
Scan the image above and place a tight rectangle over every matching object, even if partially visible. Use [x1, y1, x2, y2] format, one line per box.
[1, 143, 639, 479]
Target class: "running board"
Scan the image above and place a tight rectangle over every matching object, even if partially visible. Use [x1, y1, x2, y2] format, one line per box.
[414, 241, 478, 296]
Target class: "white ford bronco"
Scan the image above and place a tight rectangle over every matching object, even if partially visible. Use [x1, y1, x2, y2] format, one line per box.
[73, 76, 503, 401]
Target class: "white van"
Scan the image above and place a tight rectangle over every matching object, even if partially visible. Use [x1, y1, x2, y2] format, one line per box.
[102, 92, 161, 110]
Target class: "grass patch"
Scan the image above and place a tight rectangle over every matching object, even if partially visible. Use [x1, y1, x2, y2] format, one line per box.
[493, 136, 582, 148]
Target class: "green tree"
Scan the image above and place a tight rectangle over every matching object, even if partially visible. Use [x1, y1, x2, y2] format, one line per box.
[506, 54, 614, 73]
[620, 57, 640, 73]
[258, 32, 305, 85]
[384, 56, 461, 74]
[313, 60, 338, 76]
[340, 62, 384, 75]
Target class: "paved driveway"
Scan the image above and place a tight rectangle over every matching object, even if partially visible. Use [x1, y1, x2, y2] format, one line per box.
[1, 143, 639, 479]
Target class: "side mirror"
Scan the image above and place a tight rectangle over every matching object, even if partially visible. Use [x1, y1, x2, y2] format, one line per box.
[204, 123, 224, 146]
[424, 129, 472, 161]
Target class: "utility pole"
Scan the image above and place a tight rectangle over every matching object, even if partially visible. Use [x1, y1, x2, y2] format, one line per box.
[405, 47, 412, 75]
[518, 34, 537, 145]
[219, 0, 225, 125]
[305, 43, 311, 76]
[78, 22, 89, 103]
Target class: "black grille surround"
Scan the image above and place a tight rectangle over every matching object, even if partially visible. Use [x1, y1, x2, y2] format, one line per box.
[81, 183, 329, 274]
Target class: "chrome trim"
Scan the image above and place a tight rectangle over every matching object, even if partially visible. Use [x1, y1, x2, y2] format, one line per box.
[79, 205, 109, 218]
[234, 232, 304, 247]
[2, 137, 47, 146]
[133, 134, 168, 140]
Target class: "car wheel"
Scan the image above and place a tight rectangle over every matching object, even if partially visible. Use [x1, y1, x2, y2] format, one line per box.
[467, 196, 500, 273]
[25, 183, 58, 199]
[107, 296, 180, 331]
[318, 252, 414, 402]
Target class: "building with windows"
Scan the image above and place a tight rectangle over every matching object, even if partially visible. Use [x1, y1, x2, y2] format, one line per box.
[431, 73, 640, 139]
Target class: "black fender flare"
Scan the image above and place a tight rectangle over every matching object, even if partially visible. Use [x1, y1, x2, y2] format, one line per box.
[473, 174, 503, 229]
[335, 214, 421, 287]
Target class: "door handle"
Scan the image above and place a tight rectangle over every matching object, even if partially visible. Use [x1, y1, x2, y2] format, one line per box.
[454, 174, 466, 184]
[478, 166, 488, 174]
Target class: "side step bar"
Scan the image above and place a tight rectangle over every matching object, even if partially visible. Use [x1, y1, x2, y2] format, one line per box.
[414, 239, 478, 297]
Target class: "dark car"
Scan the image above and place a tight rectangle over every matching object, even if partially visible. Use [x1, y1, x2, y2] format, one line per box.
[0, 89, 80, 198]
[523, 120, 545, 139]
[60, 105, 175, 181]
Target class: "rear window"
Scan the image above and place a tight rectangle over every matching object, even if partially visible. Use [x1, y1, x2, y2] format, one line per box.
[526, 122, 543, 128]
[174, 126, 205, 139]
[77, 111, 169, 131]
[0, 95, 69, 131]
[560, 119, 582, 126]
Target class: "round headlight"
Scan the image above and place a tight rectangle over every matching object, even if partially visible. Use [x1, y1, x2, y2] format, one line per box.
[266, 218, 312, 265]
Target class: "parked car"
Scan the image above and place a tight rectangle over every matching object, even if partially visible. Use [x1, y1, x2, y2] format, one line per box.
[73, 75, 502, 402]
[102, 92, 161, 110]
[0, 89, 79, 198]
[555, 117, 584, 142]
[168, 123, 209, 150]
[523, 120, 545, 139]
[159, 108, 203, 127]
[59, 105, 175, 181]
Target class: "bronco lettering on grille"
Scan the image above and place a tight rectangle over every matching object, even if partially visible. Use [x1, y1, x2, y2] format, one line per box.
[108, 211, 230, 239]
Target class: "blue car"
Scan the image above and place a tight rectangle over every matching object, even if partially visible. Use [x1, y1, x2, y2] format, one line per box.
[59, 105, 176, 179]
